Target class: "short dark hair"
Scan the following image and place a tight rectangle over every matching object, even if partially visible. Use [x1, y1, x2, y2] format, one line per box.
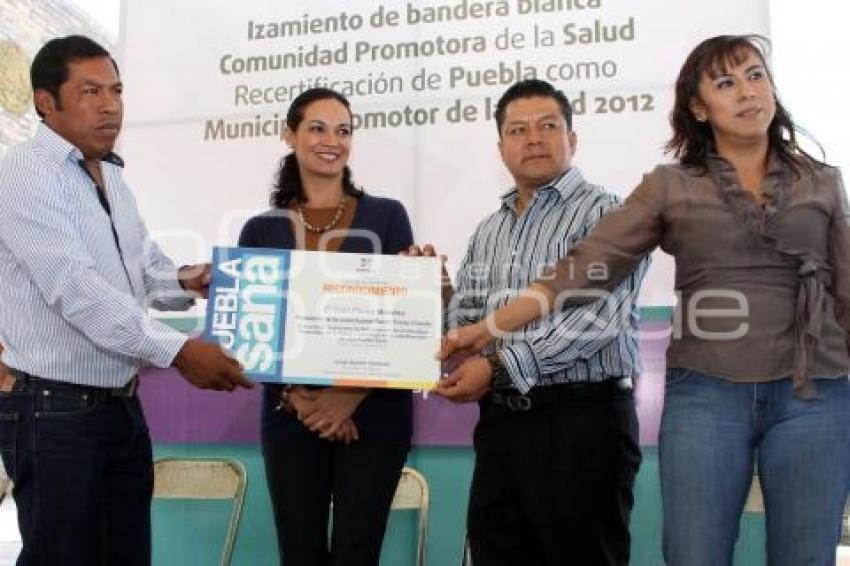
[270, 87, 364, 208]
[494, 79, 573, 136]
[30, 35, 118, 118]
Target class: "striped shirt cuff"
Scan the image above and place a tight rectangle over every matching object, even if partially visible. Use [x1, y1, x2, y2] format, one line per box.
[157, 270, 197, 311]
[138, 318, 189, 368]
[499, 341, 540, 395]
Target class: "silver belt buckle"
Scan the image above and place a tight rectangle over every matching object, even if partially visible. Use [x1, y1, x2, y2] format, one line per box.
[506, 394, 532, 412]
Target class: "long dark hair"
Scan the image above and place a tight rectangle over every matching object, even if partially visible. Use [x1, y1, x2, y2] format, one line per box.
[270, 88, 364, 207]
[665, 34, 822, 175]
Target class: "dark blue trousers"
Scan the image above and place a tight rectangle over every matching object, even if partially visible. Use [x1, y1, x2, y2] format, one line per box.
[0, 373, 153, 566]
[261, 386, 412, 566]
[468, 384, 640, 566]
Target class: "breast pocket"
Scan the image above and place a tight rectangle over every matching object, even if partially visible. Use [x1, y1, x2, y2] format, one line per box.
[547, 240, 566, 261]
[538, 237, 575, 279]
[548, 233, 582, 260]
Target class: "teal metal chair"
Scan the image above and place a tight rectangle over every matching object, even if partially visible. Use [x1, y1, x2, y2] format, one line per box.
[153, 457, 247, 566]
[390, 466, 430, 566]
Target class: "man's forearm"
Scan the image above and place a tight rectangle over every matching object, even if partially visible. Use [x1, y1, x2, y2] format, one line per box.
[487, 283, 555, 335]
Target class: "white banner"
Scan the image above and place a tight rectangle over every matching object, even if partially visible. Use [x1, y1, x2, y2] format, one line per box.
[120, 0, 768, 307]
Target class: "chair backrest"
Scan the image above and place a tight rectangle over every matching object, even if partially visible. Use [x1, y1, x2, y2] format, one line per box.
[153, 457, 247, 566]
[743, 474, 764, 513]
[462, 533, 473, 566]
[0, 477, 9, 506]
[390, 466, 429, 566]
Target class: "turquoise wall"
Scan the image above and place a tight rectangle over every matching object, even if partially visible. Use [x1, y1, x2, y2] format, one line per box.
[153, 444, 767, 565]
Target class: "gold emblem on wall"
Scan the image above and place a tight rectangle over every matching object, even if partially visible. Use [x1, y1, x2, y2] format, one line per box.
[0, 40, 32, 115]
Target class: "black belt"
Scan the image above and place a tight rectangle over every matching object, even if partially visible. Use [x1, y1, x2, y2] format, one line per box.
[11, 369, 139, 398]
[487, 377, 633, 412]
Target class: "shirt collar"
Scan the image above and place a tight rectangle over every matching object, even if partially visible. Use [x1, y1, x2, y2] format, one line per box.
[34, 122, 125, 168]
[500, 167, 586, 210]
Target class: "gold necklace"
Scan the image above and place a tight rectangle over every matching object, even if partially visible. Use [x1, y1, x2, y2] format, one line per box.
[296, 195, 348, 233]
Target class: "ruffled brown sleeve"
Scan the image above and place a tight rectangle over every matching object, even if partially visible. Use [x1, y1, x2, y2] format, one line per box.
[537, 166, 668, 301]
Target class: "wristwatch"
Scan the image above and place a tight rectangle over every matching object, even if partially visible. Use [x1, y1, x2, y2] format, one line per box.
[177, 264, 189, 290]
[484, 350, 510, 388]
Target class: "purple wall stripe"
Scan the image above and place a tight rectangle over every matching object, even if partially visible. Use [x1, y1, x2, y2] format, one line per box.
[140, 320, 672, 446]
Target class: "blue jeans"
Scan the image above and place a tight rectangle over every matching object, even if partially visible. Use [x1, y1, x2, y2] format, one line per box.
[659, 369, 850, 566]
[0, 373, 153, 566]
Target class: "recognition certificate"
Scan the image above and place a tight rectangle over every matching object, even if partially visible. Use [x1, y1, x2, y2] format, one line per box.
[203, 246, 442, 389]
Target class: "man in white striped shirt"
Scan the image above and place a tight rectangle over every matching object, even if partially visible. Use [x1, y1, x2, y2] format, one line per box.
[435, 80, 648, 566]
[0, 36, 251, 566]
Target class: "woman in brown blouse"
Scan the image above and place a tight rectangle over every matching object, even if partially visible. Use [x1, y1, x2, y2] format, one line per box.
[438, 35, 850, 565]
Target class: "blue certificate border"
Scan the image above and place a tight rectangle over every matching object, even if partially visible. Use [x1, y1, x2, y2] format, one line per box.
[203, 246, 291, 381]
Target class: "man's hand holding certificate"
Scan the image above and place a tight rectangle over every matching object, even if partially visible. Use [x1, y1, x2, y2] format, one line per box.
[203, 247, 442, 389]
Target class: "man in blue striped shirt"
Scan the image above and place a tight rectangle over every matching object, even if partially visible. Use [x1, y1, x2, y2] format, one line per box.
[436, 80, 648, 565]
[0, 36, 251, 566]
